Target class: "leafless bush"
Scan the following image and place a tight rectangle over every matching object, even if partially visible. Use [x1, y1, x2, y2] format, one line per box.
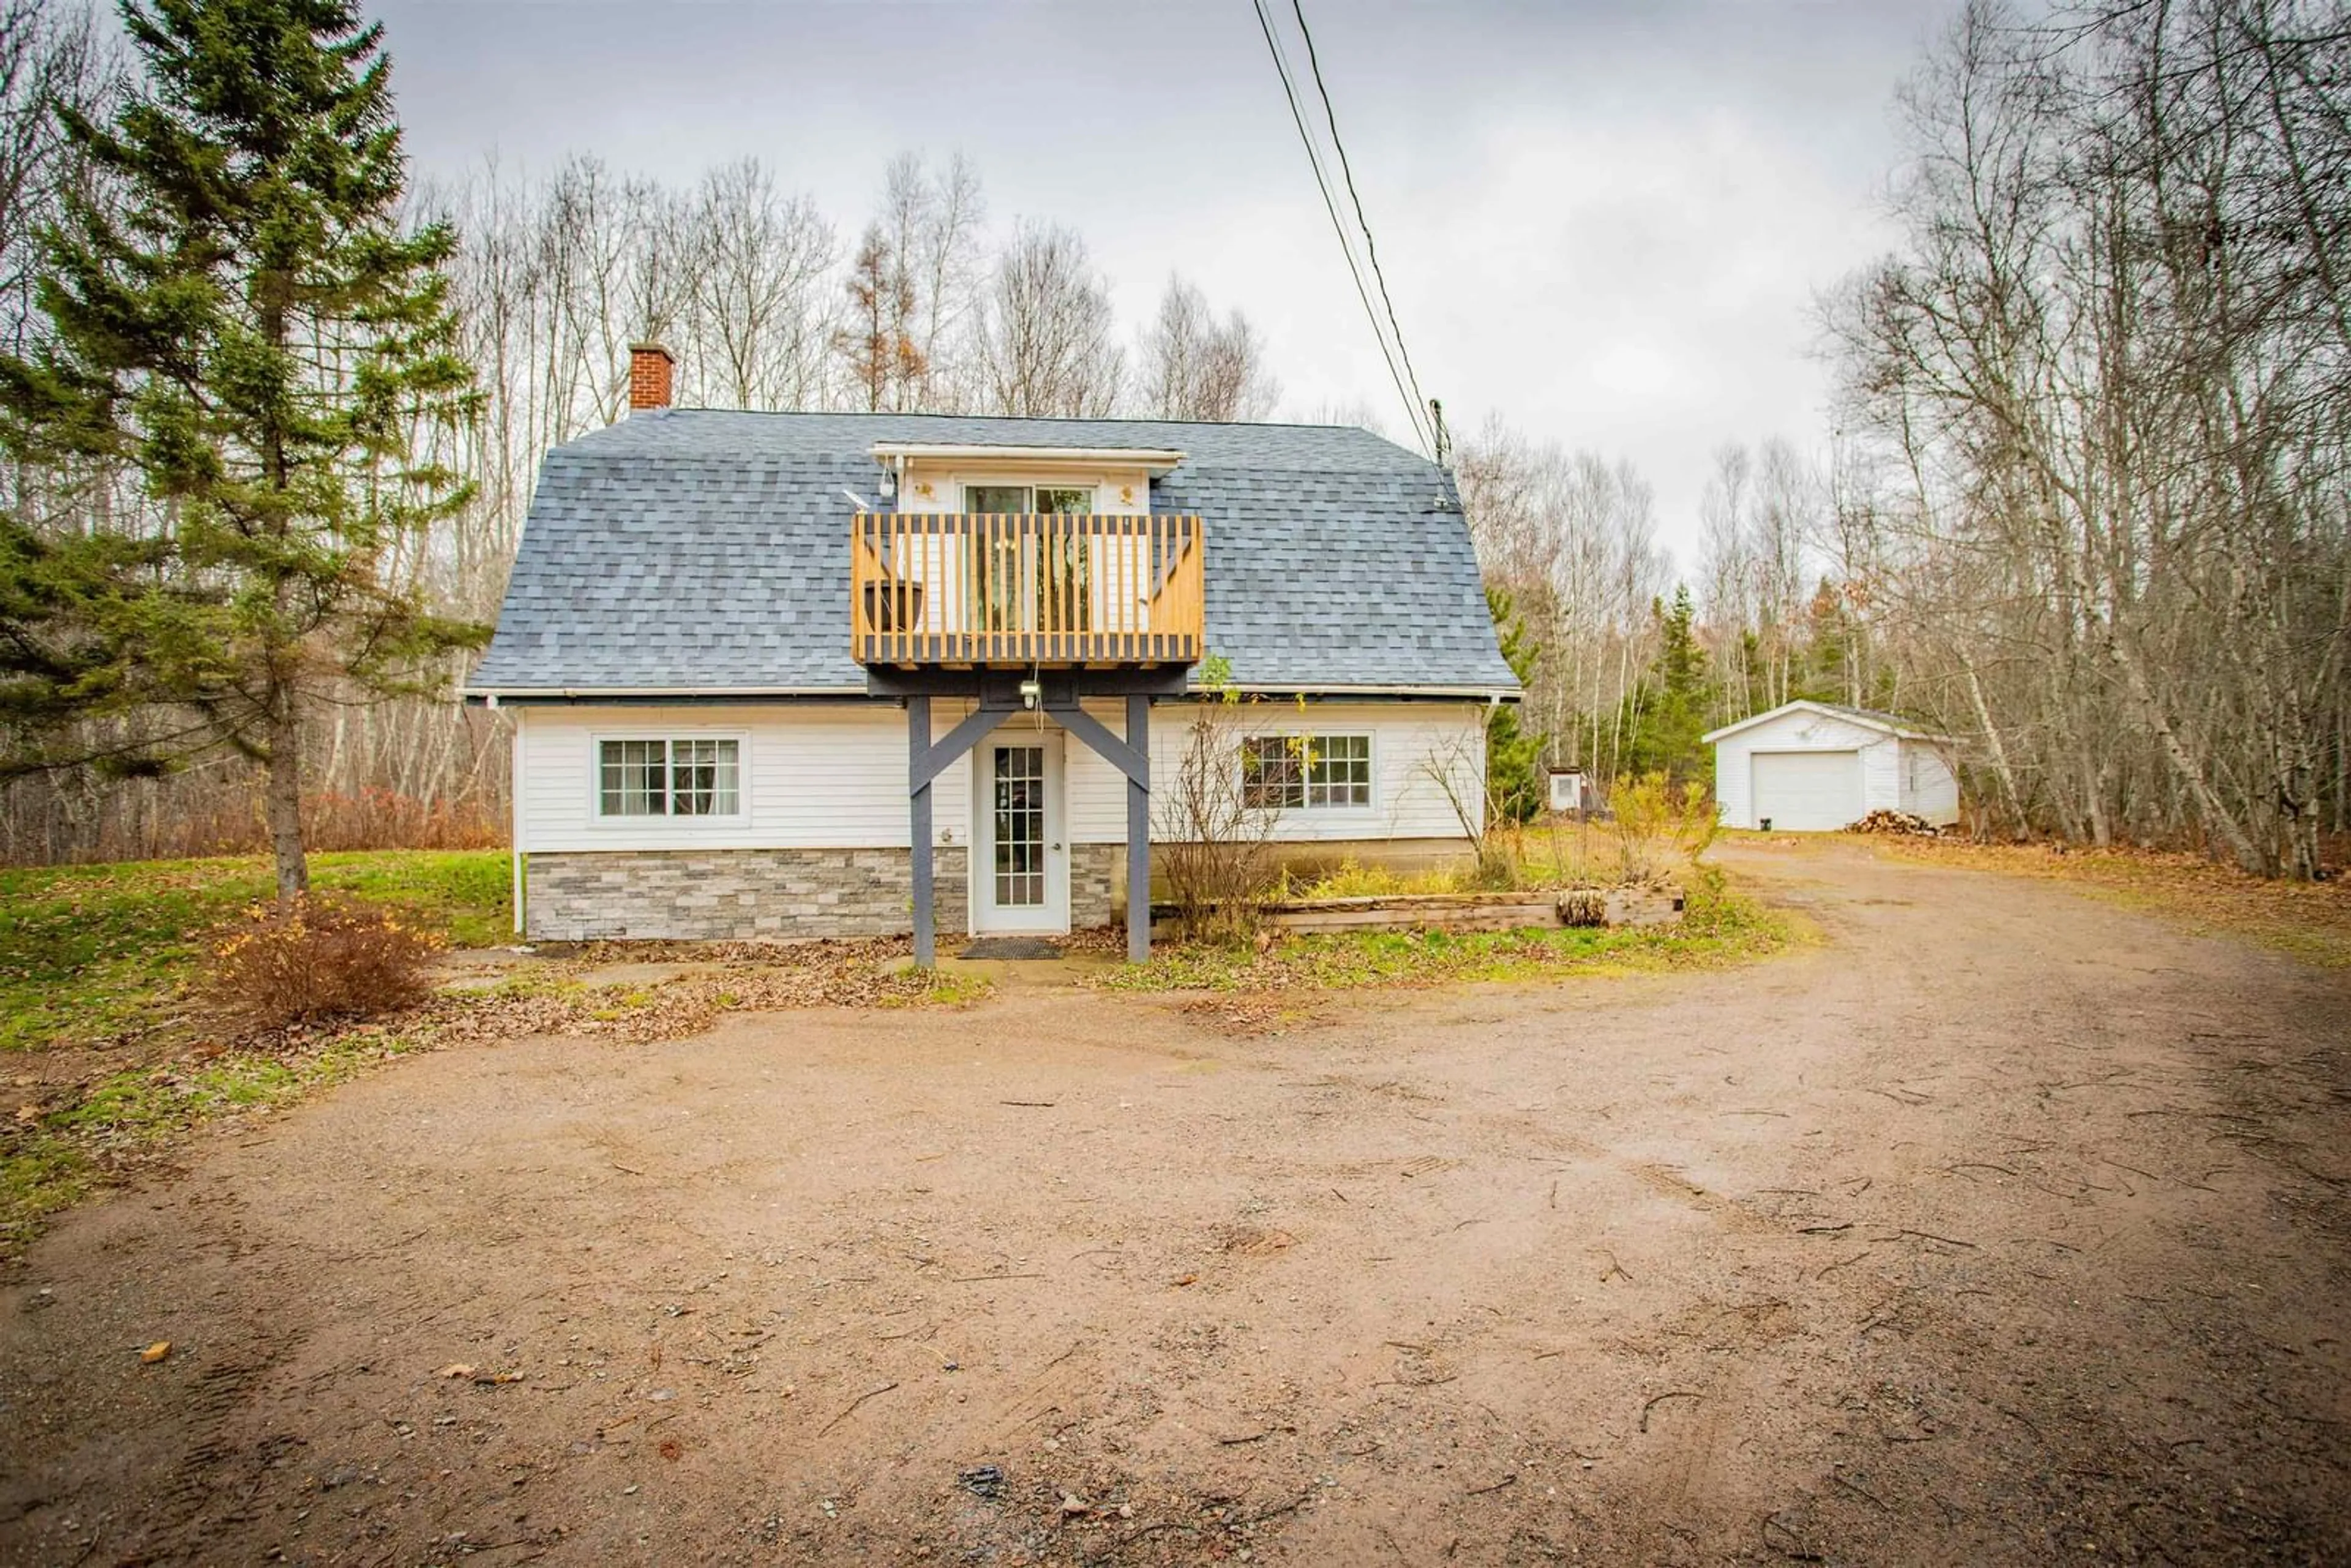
[1418, 709, 1527, 888]
[1152, 662, 1284, 942]
[1608, 773, 1717, 885]
[204, 895, 444, 1032]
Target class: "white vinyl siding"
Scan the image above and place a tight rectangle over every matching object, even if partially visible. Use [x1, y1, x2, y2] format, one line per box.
[516, 700, 1486, 853]
[1107, 700, 1481, 845]
[522, 705, 969, 852]
[1899, 743, 1961, 825]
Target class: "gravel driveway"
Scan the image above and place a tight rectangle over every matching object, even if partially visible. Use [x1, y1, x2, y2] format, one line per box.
[2, 840, 2345, 1565]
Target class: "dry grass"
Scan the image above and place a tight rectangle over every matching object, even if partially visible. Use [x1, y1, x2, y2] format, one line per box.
[1870, 838, 2351, 967]
[1097, 869, 1796, 994]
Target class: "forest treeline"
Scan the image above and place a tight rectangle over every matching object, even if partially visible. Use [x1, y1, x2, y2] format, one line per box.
[1, 0, 2344, 877]
[1468, 0, 2350, 877]
[0, 0, 1290, 864]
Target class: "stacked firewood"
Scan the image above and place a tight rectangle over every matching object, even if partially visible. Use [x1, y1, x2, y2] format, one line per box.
[1848, 809, 1941, 836]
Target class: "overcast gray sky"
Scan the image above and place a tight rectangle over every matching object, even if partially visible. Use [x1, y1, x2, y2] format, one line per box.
[372, 0, 1955, 574]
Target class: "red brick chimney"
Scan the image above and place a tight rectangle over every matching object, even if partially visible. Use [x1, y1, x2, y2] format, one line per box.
[628, 342, 674, 413]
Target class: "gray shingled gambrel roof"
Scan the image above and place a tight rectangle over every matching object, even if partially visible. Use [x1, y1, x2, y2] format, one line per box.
[467, 410, 1520, 698]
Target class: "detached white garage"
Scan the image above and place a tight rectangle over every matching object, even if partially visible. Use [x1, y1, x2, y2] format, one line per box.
[1704, 701, 1960, 831]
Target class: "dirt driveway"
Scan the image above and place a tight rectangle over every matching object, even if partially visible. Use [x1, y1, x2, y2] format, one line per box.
[3, 842, 2347, 1566]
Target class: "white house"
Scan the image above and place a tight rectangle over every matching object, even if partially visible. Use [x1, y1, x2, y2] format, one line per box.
[466, 345, 1521, 962]
[1703, 700, 1960, 831]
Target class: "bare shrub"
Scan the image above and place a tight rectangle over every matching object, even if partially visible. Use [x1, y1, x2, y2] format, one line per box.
[204, 895, 444, 1032]
[1152, 658, 1283, 942]
[1608, 773, 1718, 885]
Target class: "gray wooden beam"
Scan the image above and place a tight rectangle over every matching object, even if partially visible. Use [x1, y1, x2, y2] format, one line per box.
[1126, 694, 1151, 964]
[913, 702, 1016, 792]
[909, 695, 936, 969]
[866, 665, 1190, 700]
[1046, 699, 1149, 789]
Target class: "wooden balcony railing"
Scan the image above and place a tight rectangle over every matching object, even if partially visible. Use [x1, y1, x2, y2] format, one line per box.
[852, 512, 1204, 667]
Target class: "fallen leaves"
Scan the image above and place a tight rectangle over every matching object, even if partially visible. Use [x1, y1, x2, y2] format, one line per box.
[1176, 993, 1330, 1038]
[1873, 838, 2351, 967]
[1220, 1226, 1296, 1258]
[424, 937, 988, 1050]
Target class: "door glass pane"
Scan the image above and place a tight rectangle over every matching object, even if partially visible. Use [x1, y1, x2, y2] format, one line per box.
[1033, 489, 1093, 634]
[967, 487, 1029, 631]
[965, 485, 1029, 513]
[992, 745, 1046, 907]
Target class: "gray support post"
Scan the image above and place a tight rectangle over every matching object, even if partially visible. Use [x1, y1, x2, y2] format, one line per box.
[909, 695, 935, 969]
[1127, 694, 1151, 964]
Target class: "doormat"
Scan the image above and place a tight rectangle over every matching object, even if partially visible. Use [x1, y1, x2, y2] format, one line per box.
[959, 937, 1065, 961]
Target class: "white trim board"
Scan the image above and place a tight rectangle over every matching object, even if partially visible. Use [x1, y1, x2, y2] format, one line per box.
[1703, 699, 1957, 746]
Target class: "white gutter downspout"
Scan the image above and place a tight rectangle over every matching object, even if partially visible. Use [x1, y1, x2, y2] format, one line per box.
[506, 702, 526, 939]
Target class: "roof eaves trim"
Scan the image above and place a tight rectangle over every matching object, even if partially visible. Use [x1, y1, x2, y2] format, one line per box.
[467, 684, 870, 701]
[870, 441, 1187, 471]
[1230, 682, 1519, 701]
[1701, 699, 1955, 745]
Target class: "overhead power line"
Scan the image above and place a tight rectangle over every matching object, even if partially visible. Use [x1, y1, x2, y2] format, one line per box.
[1286, 0, 1431, 430]
[1249, 0, 1432, 455]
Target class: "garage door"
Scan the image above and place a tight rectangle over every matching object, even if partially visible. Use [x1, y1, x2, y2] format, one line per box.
[1752, 750, 1864, 831]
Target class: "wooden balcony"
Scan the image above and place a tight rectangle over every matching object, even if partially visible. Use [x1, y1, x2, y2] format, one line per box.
[852, 512, 1204, 668]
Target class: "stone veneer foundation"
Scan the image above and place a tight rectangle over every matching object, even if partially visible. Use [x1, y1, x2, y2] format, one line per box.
[525, 840, 1464, 943]
[525, 847, 963, 942]
[526, 844, 1124, 943]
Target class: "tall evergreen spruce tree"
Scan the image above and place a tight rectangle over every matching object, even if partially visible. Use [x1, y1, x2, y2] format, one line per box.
[1620, 586, 1711, 785]
[1483, 586, 1544, 825]
[0, 0, 478, 898]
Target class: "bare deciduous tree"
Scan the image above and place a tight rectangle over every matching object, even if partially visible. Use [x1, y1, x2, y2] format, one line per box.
[978, 220, 1122, 418]
[0, 0, 113, 351]
[1818, 0, 2351, 876]
[686, 157, 836, 411]
[1134, 275, 1280, 422]
[1455, 420, 1668, 779]
[877, 151, 986, 412]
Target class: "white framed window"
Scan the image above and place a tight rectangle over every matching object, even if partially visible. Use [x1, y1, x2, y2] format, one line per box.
[597, 737, 742, 819]
[1241, 733, 1374, 811]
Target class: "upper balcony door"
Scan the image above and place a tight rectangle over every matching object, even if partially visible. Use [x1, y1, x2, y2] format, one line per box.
[964, 485, 1093, 639]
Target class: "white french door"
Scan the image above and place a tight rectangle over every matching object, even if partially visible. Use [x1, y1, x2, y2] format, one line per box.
[972, 733, 1068, 934]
